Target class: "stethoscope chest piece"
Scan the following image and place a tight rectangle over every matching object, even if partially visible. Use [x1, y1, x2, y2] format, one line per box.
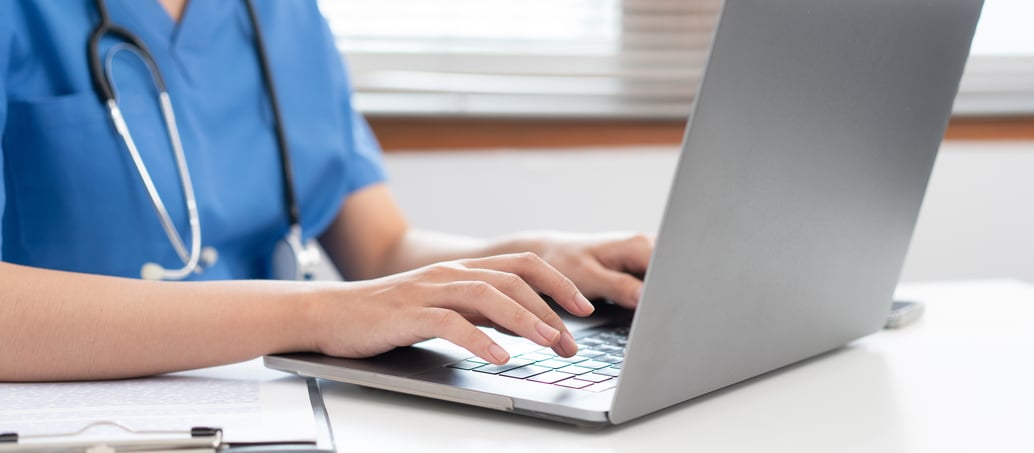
[272, 227, 321, 281]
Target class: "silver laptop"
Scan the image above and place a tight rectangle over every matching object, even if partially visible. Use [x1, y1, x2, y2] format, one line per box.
[266, 0, 984, 426]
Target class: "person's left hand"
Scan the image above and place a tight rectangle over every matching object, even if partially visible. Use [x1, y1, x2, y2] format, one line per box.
[519, 232, 654, 309]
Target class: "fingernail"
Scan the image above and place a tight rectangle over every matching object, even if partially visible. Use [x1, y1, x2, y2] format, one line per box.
[577, 293, 595, 313]
[535, 321, 560, 343]
[488, 344, 510, 364]
[560, 331, 578, 357]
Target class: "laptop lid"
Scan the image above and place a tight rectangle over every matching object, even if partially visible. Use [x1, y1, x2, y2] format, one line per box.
[609, 0, 983, 424]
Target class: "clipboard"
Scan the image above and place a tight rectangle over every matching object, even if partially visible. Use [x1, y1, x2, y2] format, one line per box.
[0, 378, 335, 453]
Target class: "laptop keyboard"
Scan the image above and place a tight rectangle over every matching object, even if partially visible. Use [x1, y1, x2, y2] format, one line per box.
[447, 325, 628, 392]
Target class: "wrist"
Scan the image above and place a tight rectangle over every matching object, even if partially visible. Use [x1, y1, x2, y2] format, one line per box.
[264, 282, 335, 355]
[491, 231, 580, 270]
[285, 281, 369, 356]
[487, 231, 552, 257]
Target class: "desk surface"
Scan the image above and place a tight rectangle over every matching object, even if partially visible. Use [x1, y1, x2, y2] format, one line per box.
[118, 280, 1031, 451]
[306, 279, 1033, 452]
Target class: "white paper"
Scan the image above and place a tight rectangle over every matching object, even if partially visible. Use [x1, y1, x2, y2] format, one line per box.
[0, 359, 317, 444]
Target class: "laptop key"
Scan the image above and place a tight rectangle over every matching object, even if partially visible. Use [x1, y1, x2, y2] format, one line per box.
[577, 373, 613, 383]
[594, 367, 621, 377]
[583, 380, 618, 392]
[552, 355, 589, 364]
[596, 355, 623, 364]
[534, 359, 571, 369]
[516, 352, 554, 362]
[554, 378, 594, 389]
[528, 371, 575, 384]
[447, 360, 485, 370]
[575, 360, 612, 370]
[556, 365, 594, 375]
[472, 359, 533, 374]
[575, 349, 607, 358]
[501, 365, 551, 379]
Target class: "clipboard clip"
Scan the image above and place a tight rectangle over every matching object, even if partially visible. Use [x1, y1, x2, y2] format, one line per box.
[0, 421, 223, 453]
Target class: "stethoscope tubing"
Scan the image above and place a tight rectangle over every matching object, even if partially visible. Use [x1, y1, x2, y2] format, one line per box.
[88, 0, 167, 102]
[243, 0, 302, 228]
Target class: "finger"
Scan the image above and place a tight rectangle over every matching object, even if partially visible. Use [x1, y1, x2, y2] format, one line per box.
[415, 307, 511, 365]
[462, 252, 595, 317]
[437, 269, 579, 356]
[447, 268, 566, 331]
[460, 312, 577, 358]
[430, 280, 565, 350]
[459, 313, 518, 337]
[598, 234, 654, 276]
[589, 263, 644, 308]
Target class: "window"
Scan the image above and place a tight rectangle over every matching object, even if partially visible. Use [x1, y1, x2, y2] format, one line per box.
[320, 0, 1034, 118]
[957, 0, 1034, 115]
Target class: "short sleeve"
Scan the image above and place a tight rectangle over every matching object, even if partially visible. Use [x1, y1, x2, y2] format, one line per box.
[295, 2, 388, 240]
[1, 19, 9, 259]
[0, 138, 6, 260]
[0, 134, 5, 260]
[342, 108, 387, 195]
[317, 12, 387, 196]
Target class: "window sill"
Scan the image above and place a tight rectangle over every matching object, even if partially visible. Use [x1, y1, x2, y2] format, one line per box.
[366, 116, 1034, 152]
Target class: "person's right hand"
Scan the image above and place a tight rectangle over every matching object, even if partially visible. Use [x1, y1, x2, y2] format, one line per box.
[306, 253, 595, 365]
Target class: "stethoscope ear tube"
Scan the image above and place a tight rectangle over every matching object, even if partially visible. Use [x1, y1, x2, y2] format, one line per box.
[89, 0, 168, 103]
[87, 0, 112, 102]
[242, 0, 303, 230]
[87, 26, 112, 103]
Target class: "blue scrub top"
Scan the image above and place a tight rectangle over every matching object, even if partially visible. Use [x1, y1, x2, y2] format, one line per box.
[0, 0, 387, 279]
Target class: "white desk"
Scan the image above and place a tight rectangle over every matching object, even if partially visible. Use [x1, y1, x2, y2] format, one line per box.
[307, 279, 1034, 452]
[33, 280, 1020, 451]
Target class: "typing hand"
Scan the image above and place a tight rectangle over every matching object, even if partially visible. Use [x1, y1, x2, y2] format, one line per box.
[528, 232, 654, 309]
[309, 253, 594, 365]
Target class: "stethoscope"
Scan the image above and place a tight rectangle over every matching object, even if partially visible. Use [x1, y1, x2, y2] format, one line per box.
[87, 0, 321, 281]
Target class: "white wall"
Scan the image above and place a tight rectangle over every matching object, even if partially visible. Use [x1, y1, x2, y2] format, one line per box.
[382, 141, 1034, 284]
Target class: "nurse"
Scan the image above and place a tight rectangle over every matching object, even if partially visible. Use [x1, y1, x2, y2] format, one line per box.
[0, 0, 652, 381]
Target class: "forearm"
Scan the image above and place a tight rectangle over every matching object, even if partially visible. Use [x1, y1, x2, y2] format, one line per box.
[0, 262, 317, 381]
[317, 184, 547, 280]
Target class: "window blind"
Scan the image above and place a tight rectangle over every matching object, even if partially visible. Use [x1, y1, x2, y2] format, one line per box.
[955, 0, 1034, 115]
[319, 0, 1034, 118]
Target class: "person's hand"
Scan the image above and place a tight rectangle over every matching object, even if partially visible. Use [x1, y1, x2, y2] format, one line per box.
[306, 253, 594, 365]
[525, 232, 654, 309]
